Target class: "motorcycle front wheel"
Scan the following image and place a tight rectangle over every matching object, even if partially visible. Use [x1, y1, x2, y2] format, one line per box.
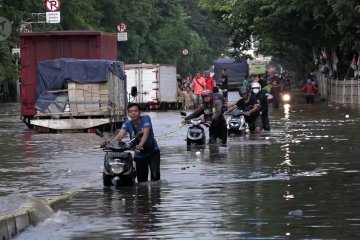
[103, 172, 113, 187]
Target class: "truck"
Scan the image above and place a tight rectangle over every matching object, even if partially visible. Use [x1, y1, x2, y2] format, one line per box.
[213, 57, 249, 91]
[124, 64, 180, 110]
[19, 31, 126, 132]
[31, 58, 127, 133]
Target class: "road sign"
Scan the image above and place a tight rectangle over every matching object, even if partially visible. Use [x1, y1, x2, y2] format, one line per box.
[46, 12, 61, 23]
[117, 23, 127, 32]
[182, 48, 189, 56]
[45, 0, 61, 12]
[11, 47, 20, 55]
[117, 32, 128, 41]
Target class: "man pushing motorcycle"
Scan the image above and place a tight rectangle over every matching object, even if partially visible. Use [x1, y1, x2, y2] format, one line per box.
[182, 89, 227, 145]
[109, 103, 160, 183]
[225, 86, 262, 134]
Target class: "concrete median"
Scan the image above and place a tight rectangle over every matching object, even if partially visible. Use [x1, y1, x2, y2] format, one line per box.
[0, 191, 75, 240]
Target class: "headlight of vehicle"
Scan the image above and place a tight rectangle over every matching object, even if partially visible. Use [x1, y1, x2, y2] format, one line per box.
[109, 161, 125, 174]
[190, 119, 202, 125]
[282, 94, 290, 102]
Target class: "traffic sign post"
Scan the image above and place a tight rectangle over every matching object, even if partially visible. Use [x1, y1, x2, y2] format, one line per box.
[45, 0, 61, 23]
[117, 32, 128, 41]
[182, 48, 189, 56]
[117, 22, 127, 33]
[45, 0, 61, 12]
[46, 12, 61, 23]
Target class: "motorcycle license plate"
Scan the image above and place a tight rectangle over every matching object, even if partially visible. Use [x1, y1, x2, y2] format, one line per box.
[189, 129, 203, 133]
[106, 152, 129, 158]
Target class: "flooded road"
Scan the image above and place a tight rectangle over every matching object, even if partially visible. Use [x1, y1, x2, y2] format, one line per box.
[1, 93, 360, 239]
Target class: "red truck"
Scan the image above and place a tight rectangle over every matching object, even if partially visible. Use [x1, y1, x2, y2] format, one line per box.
[19, 31, 118, 129]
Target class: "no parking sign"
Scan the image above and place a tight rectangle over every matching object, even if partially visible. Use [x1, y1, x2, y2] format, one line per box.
[45, 0, 61, 12]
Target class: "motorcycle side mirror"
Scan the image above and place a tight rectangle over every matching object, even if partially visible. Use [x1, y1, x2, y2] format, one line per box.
[130, 86, 138, 97]
[180, 111, 187, 116]
[95, 130, 104, 138]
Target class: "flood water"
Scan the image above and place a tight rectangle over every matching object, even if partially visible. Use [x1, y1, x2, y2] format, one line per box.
[1, 92, 360, 239]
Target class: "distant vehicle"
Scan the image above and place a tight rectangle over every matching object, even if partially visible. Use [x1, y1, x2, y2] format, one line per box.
[213, 58, 249, 91]
[125, 64, 180, 110]
[30, 58, 127, 133]
[19, 31, 118, 131]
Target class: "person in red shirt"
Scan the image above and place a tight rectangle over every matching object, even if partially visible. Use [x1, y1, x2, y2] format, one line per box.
[191, 71, 206, 108]
[204, 71, 215, 92]
[302, 79, 318, 104]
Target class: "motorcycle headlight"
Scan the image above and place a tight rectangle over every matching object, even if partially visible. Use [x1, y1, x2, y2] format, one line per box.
[190, 119, 202, 125]
[109, 161, 125, 174]
[283, 94, 290, 102]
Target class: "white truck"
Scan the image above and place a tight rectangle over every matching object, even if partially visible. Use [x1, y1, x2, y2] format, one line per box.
[124, 64, 180, 110]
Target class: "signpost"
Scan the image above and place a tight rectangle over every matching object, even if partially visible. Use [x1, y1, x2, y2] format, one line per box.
[116, 22, 128, 42]
[182, 48, 189, 56]
[45, 0, 61, 23]
[45, 0, 61, 12]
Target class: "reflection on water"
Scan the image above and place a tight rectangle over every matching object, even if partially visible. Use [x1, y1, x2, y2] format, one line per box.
[1, 100, 360, 239]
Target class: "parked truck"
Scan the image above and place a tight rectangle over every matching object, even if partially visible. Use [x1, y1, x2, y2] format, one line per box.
[124, 64, 180, 110]
[213, 57, 249, 90]
[19, 31, 126, 132]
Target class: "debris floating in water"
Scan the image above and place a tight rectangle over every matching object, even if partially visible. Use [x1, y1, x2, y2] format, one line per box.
[288, 209, 303, 216]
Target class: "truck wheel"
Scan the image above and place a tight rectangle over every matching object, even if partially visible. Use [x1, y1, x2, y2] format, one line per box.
[102, 173, 113, 187]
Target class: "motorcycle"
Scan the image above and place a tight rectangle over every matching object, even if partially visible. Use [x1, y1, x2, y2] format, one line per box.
[226, 109, 248, 135]
[180, 112, 209, 149]
[96, 130, 143, 187]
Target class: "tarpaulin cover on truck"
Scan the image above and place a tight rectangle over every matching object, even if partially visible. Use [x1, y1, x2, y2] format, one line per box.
[35, 58, 125, 113]
[213, 58, 249, 90]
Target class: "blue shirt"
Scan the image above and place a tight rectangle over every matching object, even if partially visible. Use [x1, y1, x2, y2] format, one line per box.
[121, 115, 159, 158]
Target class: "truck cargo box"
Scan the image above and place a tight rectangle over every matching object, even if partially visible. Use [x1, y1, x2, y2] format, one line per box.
[213, 57, 249, 90]
[30, 58, 126, 132]
[19, 31, 117, 128]
[124, 64, 180, 110]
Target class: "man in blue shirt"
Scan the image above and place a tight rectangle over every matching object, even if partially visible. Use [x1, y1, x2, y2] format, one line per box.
[111, 103, 160, 182]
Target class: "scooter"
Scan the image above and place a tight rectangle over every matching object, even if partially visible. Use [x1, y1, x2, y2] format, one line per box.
[226, 109, 248, 135]
[180, 112, 209, 148]
[96, 130, 143, 187]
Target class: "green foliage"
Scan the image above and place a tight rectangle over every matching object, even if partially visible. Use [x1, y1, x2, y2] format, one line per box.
[198, 0, 360, 80]
[0, 0, 229, 85]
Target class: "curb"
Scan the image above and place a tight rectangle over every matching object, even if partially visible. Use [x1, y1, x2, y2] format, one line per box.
[0, 208, 37, 240]
[0, 186, 88, 239]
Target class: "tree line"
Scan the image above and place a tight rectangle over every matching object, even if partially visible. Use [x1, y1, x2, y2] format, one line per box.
[198, 0, 360, 80]
[1, 0, 359, 102]
[0, 0, 227, 101]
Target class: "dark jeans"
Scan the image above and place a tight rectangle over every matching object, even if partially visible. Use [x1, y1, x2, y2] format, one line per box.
[305, 95, 314, 104]
[135, 149, 160, 182]
[272, 99, 280, 108]
[209, 118, 227, 144]
[261, 110, 270, 131]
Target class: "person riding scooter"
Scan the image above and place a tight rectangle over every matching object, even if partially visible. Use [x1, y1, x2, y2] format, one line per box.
[225, 86, 262, 134]
[251, 82, 271, 131]
[182, 89, 227, 145]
